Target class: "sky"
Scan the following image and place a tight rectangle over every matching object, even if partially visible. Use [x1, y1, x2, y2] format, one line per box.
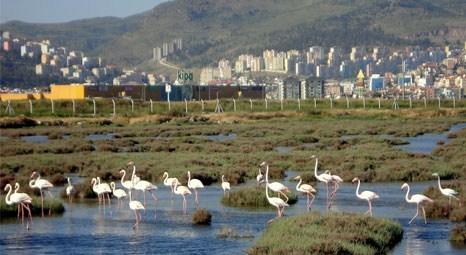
[0, 0, 169, 24]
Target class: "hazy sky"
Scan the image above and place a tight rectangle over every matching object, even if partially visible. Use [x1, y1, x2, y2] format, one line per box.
[0, 0, 170, 24]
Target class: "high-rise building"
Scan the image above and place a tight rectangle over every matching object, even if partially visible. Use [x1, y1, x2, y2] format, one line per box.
[162, 42, 169, 57]
[302, 77, 325, 98]
[153, 47, 162, 61]
[218, 59, 232, 79]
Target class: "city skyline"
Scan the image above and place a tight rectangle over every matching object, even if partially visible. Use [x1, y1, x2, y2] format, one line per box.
[0, 0, 169, 24]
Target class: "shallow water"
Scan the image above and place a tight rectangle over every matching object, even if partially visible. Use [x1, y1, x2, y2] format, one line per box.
[1, 176, 464, 254]
[205, 133, 237, 142]
[85, 133, 115, 141]
[20, 135, 49, 144]
[399, 122, 466, 154]
[274, 146, 293, 154]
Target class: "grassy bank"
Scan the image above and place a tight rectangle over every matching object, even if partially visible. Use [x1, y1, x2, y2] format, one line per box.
[221, 186, 298, 208]
[423, 181, 465, 222]
[248, 212, 403, 255]
[0, 195, 65, 218]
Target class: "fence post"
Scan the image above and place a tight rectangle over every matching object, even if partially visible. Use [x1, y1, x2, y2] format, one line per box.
[92, 99, 96, 117]
[378, 97, 381, 109]
[72, 99, 75, 116]
[438, 97, 441, 109]
[298, 99, 301, 110]
[51, 99, 55, 114]
[453, 97, 455, 109]
[362, 97, 365, 109]
[233, 98, 236, 112]
[280, 99, 283, 111]
[330, 98, 333, 109]
[409, 97, 412, 109]
[249, 99, 253, 111]
[314, 98, 317, 109]
[346, 96, 349, 109]
[112, 99, 116, 117]
[201, 99, 204, 112]
[424, 97, 427, 108]
[130, 99, 134, 113]
[185, 99, 188, 113]
[29, 100, 33, 114]
[150, 99, 153, 113]
[265, 98, 268, 110]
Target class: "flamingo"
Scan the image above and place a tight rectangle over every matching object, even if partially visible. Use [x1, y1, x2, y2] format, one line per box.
[128, 190, 145, 229]
[325, 170, 343, 208]
[187, 171, 204, 206]
[4, 183, 33, 229]
[260, 162, 289, 202]
[29, 171, 54, 217]
[221, 175, 231, 197]
[127, 162, 157, 206]
[119, 169, 134, 191]
[97, 177, 112, 207]
[265, 163, 289, 222]
[432, 173, 460, 207]
[401, 183, 434, 224]
[91, 178, 104, 207]
[256, 168, 264, 186]
[294, 176, 316, 211]
[13, 183, 32, 224]
[312, 155, 332, 209]
[65, 177, 74, 203]
[173, 180, 191, 214]
[162, 172, 179, 193]
[110, 182, 127, 209]
[352, 177, 379, 216]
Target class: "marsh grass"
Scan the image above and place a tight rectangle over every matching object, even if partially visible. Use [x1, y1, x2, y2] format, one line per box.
[192, 208, 212, 225]
[423, 181, 465, 222]
[248, 212, 403, 255]
[0, 195, 65, 218]
[450, 224, 466, 245]
[221, 186, 298, 208]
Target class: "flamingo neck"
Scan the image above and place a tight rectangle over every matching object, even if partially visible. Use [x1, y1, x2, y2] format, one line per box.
[29, 179, 35, 188]
[222, 175, 225, 183]
[14, 184, 20, 193]
[4, 185, 12, 205]
[296, 178, 302, 191]
[355, 179, 361, 197]
[436, 176, 443, 191]
[314, 158, 319, 178]
[188, 172, 191, 183]
[121, 170, 126, 184]
[131, 166, 136, 184]
[404, 185, 411, 202]
[67, 178, 71, 186]
[163, 173, 168, 185]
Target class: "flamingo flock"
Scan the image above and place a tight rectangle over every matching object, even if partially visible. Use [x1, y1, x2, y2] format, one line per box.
[3, 156, 462, 230]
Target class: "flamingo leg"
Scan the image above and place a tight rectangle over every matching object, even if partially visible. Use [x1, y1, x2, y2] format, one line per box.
[280, 191, 289, 203]
[40, 190, 45, 217]
[133, 210, 138, 229]
[194, 189, 199, 206]
[422, 206, 427, 224]
[409, 204, 419, 224]
[306, 193, 310, 211]
[309, 194, 315, 211]
[325, 183, 329, 210]
[17, 204, 20, 222]
[24, 203, 32, 229]
[143, 191, 147, 207]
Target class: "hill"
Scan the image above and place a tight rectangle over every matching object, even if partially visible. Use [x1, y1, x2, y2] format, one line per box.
[2, 0, 465, 69]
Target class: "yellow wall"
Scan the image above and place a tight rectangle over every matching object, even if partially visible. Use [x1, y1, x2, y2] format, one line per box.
[0, 93, 29, 101]
[48, 84, 85, 100]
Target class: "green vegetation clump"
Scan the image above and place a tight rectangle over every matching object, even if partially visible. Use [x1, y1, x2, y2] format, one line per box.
[423, 181, 465, 222]
[0, 195, 65, 218]
[221, 186, 298, 208]
[248, 212, 403, 255]
[450, 224, 466, 245]
[192, 208, 212, 225]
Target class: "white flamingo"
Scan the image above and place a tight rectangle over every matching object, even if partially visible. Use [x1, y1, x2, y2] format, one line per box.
[187, 171, 204, 206]
[127, 162, 157, 206]
[312, 156, 332, 209]
[352, 177, 379, 216]
[119, 169, 134, 191]
[65, 177, 74, 203]
[401, 183, 434, 224]
[265, 163, 289, 223]
[256, 168, 264, 186]
[91, 178, 105, 207]
[221, 175, 231, 197]
[432, 173, 460, 207]
[260, 162, 290, 202]
[29, 171, 54, 217]
[325, 170, 343, 208]
[128, 190, 145, 229]
[162, 171, 179, 193]
[294, 176, 316, 211]
[4, 183, 33, 229]
[97, 177, 112, 207]
[173, 180, 191, 214]
[110, 182, 127, 209]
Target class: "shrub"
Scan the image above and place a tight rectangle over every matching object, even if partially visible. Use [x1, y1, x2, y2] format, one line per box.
[450, 224, 466, 245]
[192, 208, 212, 225]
